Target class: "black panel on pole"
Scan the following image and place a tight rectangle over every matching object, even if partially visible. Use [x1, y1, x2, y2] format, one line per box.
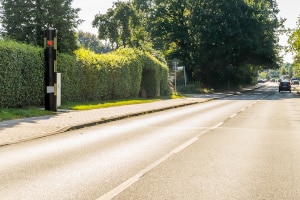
[44, 28, 57, 111]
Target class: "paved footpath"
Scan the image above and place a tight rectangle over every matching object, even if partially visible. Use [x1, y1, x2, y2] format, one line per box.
[0, 85, 264, 147]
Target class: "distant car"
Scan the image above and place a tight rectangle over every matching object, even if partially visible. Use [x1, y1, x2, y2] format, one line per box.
[291, 78, 299, 85]
[279, 81, 291, 92]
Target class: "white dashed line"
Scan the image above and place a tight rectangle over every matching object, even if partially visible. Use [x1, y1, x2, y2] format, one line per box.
[171, 137, 199, 154]
[211, 122, 224, 129]
[96, 122, 223, 200]
[230, 113, 237, 118]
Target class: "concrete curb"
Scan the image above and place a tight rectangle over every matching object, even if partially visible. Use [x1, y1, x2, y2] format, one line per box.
[0, 84, 264, 146]
[2, 99, 215, 147]
[60, 99, 212, 132]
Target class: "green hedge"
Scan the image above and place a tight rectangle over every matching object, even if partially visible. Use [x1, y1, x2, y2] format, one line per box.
[0, 40, 44, 107]
[72, 48, 142, 101]
[72, 48, 170, 100]
[140, 52, 170, 97]
[0, 40, 170, 108]
[57, 53, 81, 101]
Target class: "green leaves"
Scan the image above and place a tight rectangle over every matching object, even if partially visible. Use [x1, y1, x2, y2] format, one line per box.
[141, 0, 281, 88]
[72, 47, 169, 100]
[0, 39, 169, 108]
[93, 1, 146, 50]
[0, 0, 82, 54]
[77, 31, 111, 54]
[0, 40, 44, 108]
[289, 18, 300, 77]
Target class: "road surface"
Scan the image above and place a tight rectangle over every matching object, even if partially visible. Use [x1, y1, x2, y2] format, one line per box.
[1, 83, 300, 199]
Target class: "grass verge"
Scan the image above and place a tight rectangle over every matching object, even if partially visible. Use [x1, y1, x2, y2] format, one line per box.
[0, 94, 184, 121]
[60, 99, 160, 110]
[0, 107, 53, 121]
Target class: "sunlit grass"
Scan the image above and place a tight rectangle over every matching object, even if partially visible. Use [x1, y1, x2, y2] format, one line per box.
[170, 92, 185, 99]
[0, 95, 185, 121]
[60, 99, 160, 110]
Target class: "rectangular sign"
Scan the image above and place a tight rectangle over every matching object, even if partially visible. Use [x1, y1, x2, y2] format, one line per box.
[47, 86, 54, 93]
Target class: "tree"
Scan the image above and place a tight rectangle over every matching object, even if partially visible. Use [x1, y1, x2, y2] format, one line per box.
[0, 0, 82, 54]
[77, 31, 111, 54]
[142, 0, 281, 87]
[280, 64, 287, 76]
[289, 17, 300, 77]
[93, 0, 281, 88]
[93, 1, 145, 49]
[289, 18, 300, 53]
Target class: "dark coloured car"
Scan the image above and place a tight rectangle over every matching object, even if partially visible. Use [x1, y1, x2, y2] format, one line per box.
[279, 81, 291, 92]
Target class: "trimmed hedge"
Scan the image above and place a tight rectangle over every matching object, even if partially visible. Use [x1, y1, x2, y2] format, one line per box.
[0, 40, 170, 108]
[140, 51, 170, 97]
[71, 48, 170, 100]
[73, 48, 143, 101]
[0, 40, 44, 107]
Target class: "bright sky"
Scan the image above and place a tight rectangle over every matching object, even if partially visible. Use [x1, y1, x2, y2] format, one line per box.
[276, 0, 300, 63]
[72, 0, 122, 34]
[72, 0, 300, 63]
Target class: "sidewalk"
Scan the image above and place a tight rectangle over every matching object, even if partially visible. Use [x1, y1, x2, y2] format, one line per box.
[0, 85, 263, 146]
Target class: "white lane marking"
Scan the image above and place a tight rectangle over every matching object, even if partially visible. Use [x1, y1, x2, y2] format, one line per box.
[96, 122, 223, 200]
[97, 176, 139, 200]
[171, 137, 199, 154]
[211, 122, 224, 130]
[230, 113, 237, 118]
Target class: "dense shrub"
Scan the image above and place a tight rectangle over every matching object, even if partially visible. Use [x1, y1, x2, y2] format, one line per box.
[73, 48, 142, 100]
[56, 53, 80, 102]
[73, 48, 170, 100]
[140, 52, 169, 97]
[0, 40, 170, 108]
[0, 40, 44, 107]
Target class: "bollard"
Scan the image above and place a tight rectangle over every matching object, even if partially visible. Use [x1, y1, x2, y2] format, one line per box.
[44, 28, 57, 111]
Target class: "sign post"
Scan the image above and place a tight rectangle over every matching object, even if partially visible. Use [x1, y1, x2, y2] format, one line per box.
[172, 59, 178, 94]
[44, 28, 57, 111]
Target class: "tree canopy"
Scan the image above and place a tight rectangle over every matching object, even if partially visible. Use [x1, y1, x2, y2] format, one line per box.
[77, 31, 111, 54]
[0, 0, 82, 54]
[0, 0, 283, 88]
[289, 17, 300, 78]
[93, 0, 282, 88]
[92, 1, 146, 50]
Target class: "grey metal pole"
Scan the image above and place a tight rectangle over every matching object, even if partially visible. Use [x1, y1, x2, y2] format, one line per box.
[174, 62, 177, 94]
[184, 66, 187, 86]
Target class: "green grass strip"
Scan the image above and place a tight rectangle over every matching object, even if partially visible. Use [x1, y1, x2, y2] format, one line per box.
[61, 99, 159, 110]
[0, 108, 53, 121]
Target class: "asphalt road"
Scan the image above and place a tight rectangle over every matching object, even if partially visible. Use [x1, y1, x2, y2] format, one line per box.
[1, 83, 300, 200]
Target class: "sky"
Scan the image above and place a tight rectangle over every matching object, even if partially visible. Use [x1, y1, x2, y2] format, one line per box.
[72, 0, 300, 63]
[72, 0, 120, 34]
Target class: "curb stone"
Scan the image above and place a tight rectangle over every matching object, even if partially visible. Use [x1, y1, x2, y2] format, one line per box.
[0, 84, 265, 146]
